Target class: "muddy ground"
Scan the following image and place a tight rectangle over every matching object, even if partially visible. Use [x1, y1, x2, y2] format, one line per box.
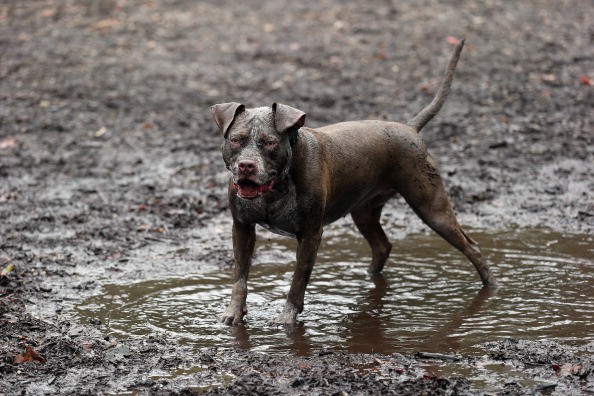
[1, 0, 593, 395]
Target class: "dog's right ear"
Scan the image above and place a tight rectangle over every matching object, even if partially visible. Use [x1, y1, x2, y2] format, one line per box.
[211, 102, 245, 137]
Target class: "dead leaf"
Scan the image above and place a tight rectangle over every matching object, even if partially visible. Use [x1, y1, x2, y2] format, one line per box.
[419, 82, 433, 92]
[94, 126, 108, 137]
[82, 341, 94, 350]
[374, 357, 386, 365]
[580, 75, 593, 86]
[553, 362, 583, 377]
[14, 346, 46, 364]
[137, 224, 153, 231]
[41, 8, 56, 18]
[107, 251, 123, 261]
[542, 73, 556, 82]
[92, 18, 120, 31]
[446, 36, 461, 45]
[154, 225, 168, 234]
[1, 263, 15, 277]
[0, 137, 18, 149]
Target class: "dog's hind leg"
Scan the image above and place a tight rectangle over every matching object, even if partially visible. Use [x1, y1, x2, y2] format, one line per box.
[399, 161, 499, 288]
[352, 205, 393, 274]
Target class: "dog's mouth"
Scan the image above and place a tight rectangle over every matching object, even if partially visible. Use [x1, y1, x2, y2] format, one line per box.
[233, 178, 275, 199]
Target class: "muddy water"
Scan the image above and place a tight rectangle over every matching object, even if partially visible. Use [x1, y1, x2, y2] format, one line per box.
[77, 229, 593, 358]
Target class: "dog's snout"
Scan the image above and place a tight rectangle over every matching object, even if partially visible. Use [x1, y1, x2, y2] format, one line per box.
[238, 160, 257, 176]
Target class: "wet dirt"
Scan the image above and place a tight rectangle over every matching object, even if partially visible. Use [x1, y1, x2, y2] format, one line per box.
[1, 0, 593, 395]
[73, 229, 593, 394]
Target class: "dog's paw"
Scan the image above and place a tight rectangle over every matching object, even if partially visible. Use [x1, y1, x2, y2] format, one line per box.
[219, 306, 245, 326]
[270, 303, 299, 325]
[483, 275, 500, 289]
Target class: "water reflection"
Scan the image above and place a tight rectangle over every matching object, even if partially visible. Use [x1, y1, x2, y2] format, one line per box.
[76, 229, 594, 355]
[419, 286, 498, 353]
[341, 273, 391, 354]
[231, 276, 500, 356]
[229, 324, 251, 350]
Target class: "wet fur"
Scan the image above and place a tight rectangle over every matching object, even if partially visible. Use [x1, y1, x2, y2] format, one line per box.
[212, 40, 498, 326]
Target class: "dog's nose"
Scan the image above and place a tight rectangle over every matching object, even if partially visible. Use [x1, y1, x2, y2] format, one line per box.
[238, 160, 256, 175]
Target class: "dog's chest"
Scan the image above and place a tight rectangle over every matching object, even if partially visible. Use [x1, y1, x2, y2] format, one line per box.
[234, 187, 301, 237]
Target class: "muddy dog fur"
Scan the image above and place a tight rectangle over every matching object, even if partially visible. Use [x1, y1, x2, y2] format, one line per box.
[212, 40, 498, 326]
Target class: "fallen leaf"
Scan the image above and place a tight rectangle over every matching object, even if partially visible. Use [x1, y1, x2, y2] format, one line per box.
[542, 73, 556, 82]
[14, 346, 46, 364]
[107, 251, 123, 261]
[137, 224, 153, 231]
[82, 341, 95, 350]
[0, 137, 18, 149]
[92, 18, 120, 31]
[1, 263, 15, 277]
[553, 362, 583, 377]
[41, 8, 56, 18]
[154, 225, 168, 234]
[580, 75, 593, 86]
[446, 36, 461, 45]
[419, 82, 433, 92]
[374, 357, 386, 365]
[94, 126, 108, 137]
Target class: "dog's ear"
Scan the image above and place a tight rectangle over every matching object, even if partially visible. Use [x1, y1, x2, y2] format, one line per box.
[211, 102, 245, 137]
[272, 103, 306, 133]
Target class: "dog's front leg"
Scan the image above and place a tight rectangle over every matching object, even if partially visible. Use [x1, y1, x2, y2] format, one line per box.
[220, 221, 256, 326]
[275, 228, 323, 325]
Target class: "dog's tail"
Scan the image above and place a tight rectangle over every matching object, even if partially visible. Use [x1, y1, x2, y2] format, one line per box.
[407, 38, 465, 133]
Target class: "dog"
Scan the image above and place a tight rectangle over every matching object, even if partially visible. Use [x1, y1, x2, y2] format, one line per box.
[212, 39, 498, 326]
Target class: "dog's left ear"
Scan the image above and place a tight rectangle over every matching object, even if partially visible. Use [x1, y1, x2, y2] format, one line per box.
[272, 103, 306, 133]
[211, 102, 245, 137]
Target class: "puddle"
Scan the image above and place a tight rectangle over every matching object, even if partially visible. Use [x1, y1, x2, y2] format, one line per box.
[77, 229, 593, 356]
[76, 228, 592, 393]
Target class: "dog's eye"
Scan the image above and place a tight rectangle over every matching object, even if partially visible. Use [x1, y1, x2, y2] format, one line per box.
[262, 140, 278, 149]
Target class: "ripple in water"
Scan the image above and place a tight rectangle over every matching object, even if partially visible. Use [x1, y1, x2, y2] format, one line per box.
[77, 229, 594, 355]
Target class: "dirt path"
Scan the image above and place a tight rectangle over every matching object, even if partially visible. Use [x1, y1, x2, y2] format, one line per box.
[1, 0, 592, 394]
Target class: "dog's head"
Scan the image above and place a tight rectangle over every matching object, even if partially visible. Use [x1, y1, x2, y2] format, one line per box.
[212, 102, 306, 199]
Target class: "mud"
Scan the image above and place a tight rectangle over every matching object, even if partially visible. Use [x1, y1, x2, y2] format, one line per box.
[1, 0, 593, 395]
